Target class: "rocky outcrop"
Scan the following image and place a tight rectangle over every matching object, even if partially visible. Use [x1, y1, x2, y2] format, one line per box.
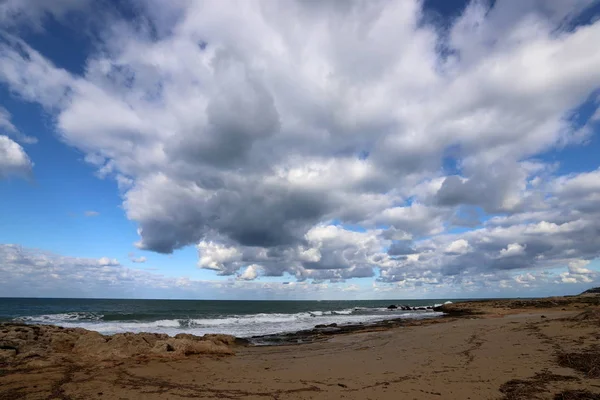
[0, 323, 246, 367]
[436, 292, 600, 317]
[581, 287, 600, 295]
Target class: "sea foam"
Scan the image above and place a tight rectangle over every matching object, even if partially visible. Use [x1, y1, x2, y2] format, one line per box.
[14, 307, 442, 338]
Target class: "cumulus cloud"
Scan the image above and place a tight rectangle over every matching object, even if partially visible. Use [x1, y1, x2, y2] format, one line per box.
[0, 107, 35, 180]
[499, 243, 527, 258]
[238, 264, 262, 281]
[0, 0, 599, 292]
[559, 260, 596, 284]
[0, 244, 163, 297]
[445, 239, 470, 255]
[0, 244, 374, 299]
[98, 257, 119, 267]
[0, 135, 33, 179]
[0, 107, 37, 144]
[568, 260, 594, 275]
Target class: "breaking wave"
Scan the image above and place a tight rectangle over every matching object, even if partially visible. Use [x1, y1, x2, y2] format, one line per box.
[13, 306, 442, 338]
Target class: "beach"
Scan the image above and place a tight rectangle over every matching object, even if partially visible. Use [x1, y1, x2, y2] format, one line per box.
[1, 295, 599, 399]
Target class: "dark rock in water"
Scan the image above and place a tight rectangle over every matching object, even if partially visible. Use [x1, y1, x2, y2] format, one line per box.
[387, 305, 398, 310]
[318, 327, 341, 333]
[401, 306, 411, 311]
[426, 306, 433, 310]
[315, 323, 338, 329]
[251, 315, 443, 346]
[417, 307, 427, 311]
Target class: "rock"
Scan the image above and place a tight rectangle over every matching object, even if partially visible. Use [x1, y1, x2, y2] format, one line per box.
[0, 323, 244, 366]
[387, 305, 398, 310]
[202, 334, 239, 346]
[314, 324, 338, 329]
[581, 287, 600, 295]
[0, 348, 17, 361]
[153, 338, 234, 356]
[436, 293, 600, 317]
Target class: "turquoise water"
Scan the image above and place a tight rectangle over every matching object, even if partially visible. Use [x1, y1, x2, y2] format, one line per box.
[0, 298, 455, 338]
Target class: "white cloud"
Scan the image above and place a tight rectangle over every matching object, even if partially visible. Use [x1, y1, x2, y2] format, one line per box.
[238, 264, 262, 281]
[98, 257, 119, 267]
[514, 273, 536, 286]
[559, 267, 596, 284]
[445, 239, 470, 255]
[499, 243, 527, 258]
[84, 211, 100, 217]
[0, 1, 599, 292]
[0, 0, 92, 30]
[0, 244, 383, 299]
[568, 259, 594, 275]
[342, 284, 360, 292]
[0, 107, 37, 144]
[0, 135, 33, 179]
[197, 242, 242, 272]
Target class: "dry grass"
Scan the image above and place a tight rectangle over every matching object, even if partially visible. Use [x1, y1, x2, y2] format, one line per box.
[557, 348, 600, 378]
[553, 390, 600, 400]
[499, 371, 579, 400]
[568, 310, 600, 326]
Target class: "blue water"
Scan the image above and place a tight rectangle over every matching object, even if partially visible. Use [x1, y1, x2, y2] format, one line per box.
[0, 298, 453, 338]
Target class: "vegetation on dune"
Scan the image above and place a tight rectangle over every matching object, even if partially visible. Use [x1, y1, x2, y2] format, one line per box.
[581, 287, 600, 295]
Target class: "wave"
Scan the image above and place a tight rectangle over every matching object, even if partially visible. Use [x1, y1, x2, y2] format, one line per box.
[307, 308, 354, 316]
[16, 312, 104, 323]
[12, 306, 443, 338]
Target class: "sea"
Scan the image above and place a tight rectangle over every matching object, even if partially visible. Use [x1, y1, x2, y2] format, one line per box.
[0, 298, 453, 339]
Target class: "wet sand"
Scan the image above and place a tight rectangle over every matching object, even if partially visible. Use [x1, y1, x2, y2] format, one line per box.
[1, 300, 599, 399]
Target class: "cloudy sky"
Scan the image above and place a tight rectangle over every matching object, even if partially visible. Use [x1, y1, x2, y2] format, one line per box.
[1, 0, 600, 300]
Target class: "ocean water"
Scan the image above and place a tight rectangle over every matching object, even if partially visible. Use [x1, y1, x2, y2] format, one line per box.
[0, 298, 452, 338]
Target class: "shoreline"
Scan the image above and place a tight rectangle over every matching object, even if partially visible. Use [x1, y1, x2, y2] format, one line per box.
[0, 298, 449, 340]
[2, 293, 599, 399]
[2, 292, 598, 352]
[249, 312, 445, 345]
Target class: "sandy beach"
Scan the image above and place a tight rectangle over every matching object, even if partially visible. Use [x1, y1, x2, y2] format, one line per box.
[1, 295, 599, 400]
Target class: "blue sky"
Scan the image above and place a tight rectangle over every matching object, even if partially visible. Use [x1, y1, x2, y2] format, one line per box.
[1, 0, 600, 299]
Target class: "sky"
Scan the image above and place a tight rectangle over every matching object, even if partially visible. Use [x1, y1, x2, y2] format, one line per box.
[1, 0, 600, 300]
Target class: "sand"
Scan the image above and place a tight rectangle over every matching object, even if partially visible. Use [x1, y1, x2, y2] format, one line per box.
[1, 300, 600, 399]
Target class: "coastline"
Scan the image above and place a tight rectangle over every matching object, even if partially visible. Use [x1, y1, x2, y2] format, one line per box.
[2, 293, 599, 399]
[0, 298, 448, 338]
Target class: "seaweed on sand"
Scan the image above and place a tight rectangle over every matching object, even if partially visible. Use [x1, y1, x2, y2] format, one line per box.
[557, 348, 600, 378]
[499, 370, 579, 400]
[554, 390, 600, 400]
